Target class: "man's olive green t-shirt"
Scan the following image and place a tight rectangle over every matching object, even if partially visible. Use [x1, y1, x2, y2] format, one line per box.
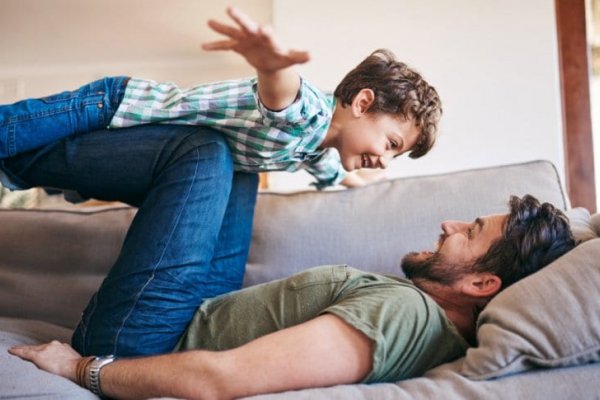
[175, 265, 469, 382]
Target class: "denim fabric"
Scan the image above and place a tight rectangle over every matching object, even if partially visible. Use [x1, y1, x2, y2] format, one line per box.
[0, 76, 128, 159]
[2, 124, 258, 356]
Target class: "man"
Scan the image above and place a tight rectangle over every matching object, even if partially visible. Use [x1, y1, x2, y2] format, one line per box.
[10, 194, 575, 400]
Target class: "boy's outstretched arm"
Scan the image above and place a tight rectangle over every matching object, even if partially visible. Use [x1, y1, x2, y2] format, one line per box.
[203, 7, 310, 111]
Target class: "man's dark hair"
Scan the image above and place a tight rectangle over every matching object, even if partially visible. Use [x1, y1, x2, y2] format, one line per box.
[333, 49, 442, 158]
[473, 195, 576, 288]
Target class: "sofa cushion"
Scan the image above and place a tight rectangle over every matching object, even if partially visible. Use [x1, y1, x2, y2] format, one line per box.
[566, 207, 597, 243]
[461, 238, 600, 379]
[0, 207, 135, 329]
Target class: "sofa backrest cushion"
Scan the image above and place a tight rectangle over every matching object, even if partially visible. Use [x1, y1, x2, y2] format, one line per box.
[0, 207, 136, 329]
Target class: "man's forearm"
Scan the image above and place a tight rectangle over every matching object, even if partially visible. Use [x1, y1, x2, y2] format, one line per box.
[257, 68, 301, 111]
[100, 351, 223, 400]
[99, 315, 372, 400]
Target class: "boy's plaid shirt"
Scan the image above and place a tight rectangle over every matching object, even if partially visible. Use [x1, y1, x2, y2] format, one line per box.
[109, 77, 346, 188]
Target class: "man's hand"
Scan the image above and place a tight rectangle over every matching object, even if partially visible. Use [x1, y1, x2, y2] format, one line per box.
[203, 7, 309, 110]
[203, 6, 310, 74]
[8, 340, 81, 383]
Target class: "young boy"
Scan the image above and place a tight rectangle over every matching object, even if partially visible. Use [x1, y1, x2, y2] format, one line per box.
[0, 7, 442, 189]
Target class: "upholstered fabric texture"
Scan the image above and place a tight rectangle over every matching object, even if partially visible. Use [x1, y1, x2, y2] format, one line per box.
[462, 235, 600, 379]
[0, 207, 136, 329]
[566, 207, 597, 243]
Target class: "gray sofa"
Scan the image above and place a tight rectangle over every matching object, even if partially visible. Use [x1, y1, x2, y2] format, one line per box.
[1, 160, 599, 399]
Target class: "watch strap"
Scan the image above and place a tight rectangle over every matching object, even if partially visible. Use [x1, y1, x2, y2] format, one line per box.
[88, 355, 116, 398]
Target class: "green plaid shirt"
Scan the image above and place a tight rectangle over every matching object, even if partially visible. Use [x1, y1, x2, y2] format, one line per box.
[109, 77, 346, 188]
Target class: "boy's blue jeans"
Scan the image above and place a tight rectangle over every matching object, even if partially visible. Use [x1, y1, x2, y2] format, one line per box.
[1, 95, 258, 356]
[0, 76, 128, 159]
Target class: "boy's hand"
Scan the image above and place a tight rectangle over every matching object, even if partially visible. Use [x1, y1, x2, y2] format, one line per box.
[203, 7, 310, 74]
[341, 170, 388, 188]
[204, 6, 308, 110]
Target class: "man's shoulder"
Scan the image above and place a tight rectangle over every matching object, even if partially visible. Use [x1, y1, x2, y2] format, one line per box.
[341, 268, 435, 304]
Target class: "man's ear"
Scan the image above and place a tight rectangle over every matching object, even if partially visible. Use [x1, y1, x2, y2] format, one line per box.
[461, 273, 502, 298]
[351, 89, 375, 117]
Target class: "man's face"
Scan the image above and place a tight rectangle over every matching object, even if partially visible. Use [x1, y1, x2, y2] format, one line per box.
[401, 214, 507, 284]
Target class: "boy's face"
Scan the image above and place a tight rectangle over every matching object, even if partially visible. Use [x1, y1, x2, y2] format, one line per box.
[337, 113, 420, 171]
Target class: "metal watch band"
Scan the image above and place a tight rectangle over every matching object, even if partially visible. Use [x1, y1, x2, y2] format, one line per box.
[88, 355, 116, 398]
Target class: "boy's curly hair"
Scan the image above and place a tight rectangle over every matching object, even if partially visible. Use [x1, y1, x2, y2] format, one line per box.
[333, 49, 442, 158]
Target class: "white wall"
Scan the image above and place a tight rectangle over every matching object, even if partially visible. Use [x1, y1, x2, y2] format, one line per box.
[268, 0, 565, 190]
[0, 0, 565, 192]
[0, 0, 270, 98]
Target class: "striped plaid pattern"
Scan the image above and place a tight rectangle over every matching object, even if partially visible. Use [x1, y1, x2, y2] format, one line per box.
[109, 77, 345, 188]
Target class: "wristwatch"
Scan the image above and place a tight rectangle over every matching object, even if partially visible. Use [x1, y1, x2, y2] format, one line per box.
[88, 355, 116, 398]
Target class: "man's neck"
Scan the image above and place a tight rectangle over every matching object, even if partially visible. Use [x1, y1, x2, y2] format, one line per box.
[440, 305, 479, 345]
[414, 279, 481, 345]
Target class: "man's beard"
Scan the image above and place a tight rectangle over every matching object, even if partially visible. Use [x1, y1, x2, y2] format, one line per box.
[401, 251, 470, 285]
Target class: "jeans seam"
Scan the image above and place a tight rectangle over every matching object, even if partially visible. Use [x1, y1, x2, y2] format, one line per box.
[79, 292, 98, 355]
[111, 147, 201, 354]
[6, 95, 105, 125]
[7, 124, 16, 157]
[8, 107, 73, 123]
[107, 76, 128, 117]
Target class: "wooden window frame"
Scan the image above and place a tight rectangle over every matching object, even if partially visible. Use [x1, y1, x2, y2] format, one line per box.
[556, 0, 597, 212]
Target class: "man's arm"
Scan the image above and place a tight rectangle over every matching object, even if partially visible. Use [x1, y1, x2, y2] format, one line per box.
[203, 7, 310, 111]
[10, 314, 373, 400]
